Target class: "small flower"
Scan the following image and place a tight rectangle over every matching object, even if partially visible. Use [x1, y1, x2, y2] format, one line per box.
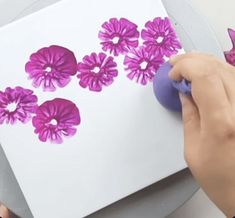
[32, 98, 81, 144]
[0, 86, 38, 124]
[124, 46, 164, 85]
[77, 52, 118, 92]
[224, 28, 235, 66]
[25, 45, 78, 91]
[141, 17, 182, 57]
[99, 18, 140, 56]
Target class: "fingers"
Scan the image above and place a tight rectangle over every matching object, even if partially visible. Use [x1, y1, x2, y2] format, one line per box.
[168, 52, 235, 128]
[179, 94, 200, 163]
[179, 94, 200, 142]
[219, 67, 235, 105]
[169, 56, 230, 121]
[169, 53, 217, 81]
[169, 52, 213, 67]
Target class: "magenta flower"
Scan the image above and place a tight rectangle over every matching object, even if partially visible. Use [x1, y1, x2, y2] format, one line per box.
[32, 98, 81, 144]
[224, 28, 235, 66]
[25, 45, 78, 91]
[141, 17, 182, 57]
[77, 52, 118, 92]
[99, 18, 140, 56]
[0, 86, 38, 125]
[124, 46, 164, 85]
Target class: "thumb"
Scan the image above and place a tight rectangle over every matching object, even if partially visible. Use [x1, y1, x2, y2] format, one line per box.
[179, 93, 200, 143]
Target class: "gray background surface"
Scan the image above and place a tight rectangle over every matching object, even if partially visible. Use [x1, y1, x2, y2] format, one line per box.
[0, 0, 230, 217]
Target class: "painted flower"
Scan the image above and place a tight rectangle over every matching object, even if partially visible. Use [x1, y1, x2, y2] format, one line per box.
[0, 86, 38, 124]
[99, 18, 140, 56]
[32, 98, 81, 144]
[224, 28, 235, 66]
[124, 46, 164, 85]
[77, 52, 118, 92]
[25, 45, 78, 91]
[141, 17, 182, 57]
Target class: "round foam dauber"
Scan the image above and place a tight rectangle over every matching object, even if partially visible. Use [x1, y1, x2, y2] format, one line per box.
[153, 62, 191, 112]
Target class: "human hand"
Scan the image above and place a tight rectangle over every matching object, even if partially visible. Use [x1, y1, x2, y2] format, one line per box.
[169, 53, 235, 218]
[0, 204, 9, 218]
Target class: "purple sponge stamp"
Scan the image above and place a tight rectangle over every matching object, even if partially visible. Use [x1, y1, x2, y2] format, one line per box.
[153, 62, 191, 112]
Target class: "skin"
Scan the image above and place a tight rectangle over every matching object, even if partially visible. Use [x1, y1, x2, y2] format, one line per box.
[0, 204, 9, 218]
[169, 52, 235, 218]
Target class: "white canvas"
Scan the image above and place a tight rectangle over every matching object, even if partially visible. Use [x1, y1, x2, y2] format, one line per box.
[0, 0, 186, 217]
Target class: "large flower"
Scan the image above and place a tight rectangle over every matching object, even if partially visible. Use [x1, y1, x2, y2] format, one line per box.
[0, 86, 38, 124]
[99, 18, 140, 56]
[25, 45, 78, 91]
[124, 46, 164, 85]
[224, 28, 235, 66]
[141, 17, 182, 57]
[77, 52, 118, 92]
[32, 98, 81, 144]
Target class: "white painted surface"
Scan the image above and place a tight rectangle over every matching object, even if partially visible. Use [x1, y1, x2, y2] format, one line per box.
[0, 0, 60, 26]
[0, 0, 185, 217]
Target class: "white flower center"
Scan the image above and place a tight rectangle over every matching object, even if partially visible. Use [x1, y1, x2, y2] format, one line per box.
[50, 118, 58, 125]
[93, 66, 100, 74]
[6, 102, 17, 112]
[156, 36, 164, 43]
[45, 66, 52, 73]
[112, 36, 119, 44]
[140, 61, 148, 70]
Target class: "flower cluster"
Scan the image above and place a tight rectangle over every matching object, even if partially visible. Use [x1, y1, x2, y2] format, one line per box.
[1, 16, 181, 144]
[0, 86, 80, 144]
[123, 17, 181, 85]
[99, 17, 181, 85]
